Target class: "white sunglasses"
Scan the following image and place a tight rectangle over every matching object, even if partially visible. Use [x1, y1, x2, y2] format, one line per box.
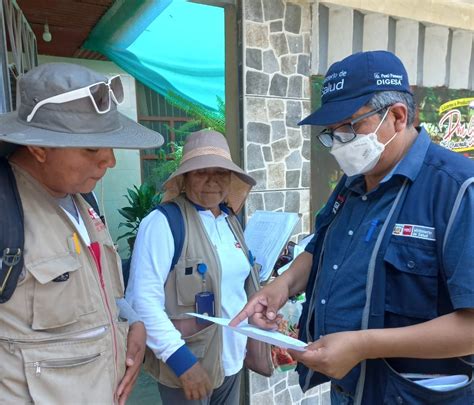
[26, 75, 124, 123]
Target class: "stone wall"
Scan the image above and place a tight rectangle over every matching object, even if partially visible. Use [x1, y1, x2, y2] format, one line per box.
[243, 0, 313, 241]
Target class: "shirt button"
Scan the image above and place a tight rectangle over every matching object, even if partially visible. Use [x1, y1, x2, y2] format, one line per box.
[348, 230, 354, 236]
[332, 264, 338, 270]
[321, 299, 326, 305]
[407, 260, 416, 269]
[361, 195, 368, 201]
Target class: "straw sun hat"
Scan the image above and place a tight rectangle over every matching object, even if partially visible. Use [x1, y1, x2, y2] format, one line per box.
[162, 129, 256, 213]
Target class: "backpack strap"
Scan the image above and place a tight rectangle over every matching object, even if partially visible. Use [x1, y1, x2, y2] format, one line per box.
[155, 202, 185, 271]
[0, 157, 24, 303]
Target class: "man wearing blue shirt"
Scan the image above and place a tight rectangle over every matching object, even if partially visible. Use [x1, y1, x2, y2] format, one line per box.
[232, 51, 474, 404]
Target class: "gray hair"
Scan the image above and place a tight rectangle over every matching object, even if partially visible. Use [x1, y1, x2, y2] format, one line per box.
[367, 91, 416, 127]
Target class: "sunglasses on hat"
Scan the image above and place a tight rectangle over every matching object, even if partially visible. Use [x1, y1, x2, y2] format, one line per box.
[26, 75, 124, 123]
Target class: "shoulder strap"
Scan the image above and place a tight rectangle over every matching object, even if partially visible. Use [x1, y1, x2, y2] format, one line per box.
[155, 202, 185, 270]
[0, 157, 25, 303]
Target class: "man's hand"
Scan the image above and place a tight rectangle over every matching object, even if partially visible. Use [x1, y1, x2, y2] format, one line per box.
[179, 362, 212, 400]
[229, 280, 289, 329]
[116, 321, 147, 405]
[288, 330, 367, 380]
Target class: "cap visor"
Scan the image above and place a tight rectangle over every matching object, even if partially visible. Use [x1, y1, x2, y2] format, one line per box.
[298, 93, 373, 126]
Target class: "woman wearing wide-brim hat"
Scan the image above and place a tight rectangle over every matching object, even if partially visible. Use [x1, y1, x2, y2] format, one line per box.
[126, 129, 273, 404]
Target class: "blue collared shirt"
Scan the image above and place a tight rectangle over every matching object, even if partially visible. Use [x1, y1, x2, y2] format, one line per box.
[304, 129, 474, 393]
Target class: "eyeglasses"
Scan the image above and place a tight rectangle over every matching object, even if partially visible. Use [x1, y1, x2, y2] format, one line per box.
[26, 75, 124, 123]
[317, 106, 389, 148]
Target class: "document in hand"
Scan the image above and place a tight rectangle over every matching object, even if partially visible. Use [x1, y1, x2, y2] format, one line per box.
[244, 210, 301, 282]
[187, 313, 307, 351]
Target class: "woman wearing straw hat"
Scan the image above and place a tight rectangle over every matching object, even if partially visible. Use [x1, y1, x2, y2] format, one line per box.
[126, 129, 270, 404]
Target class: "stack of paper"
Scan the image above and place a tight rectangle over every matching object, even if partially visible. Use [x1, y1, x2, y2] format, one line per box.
[188, 313, 307, 351]
[244, 210, 301, 282]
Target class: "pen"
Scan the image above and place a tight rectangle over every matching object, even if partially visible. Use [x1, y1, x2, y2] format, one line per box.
[72, 232, 81, 255]
[365, 219, 380, 242]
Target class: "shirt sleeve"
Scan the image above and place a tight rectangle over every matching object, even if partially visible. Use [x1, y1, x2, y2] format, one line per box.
[125, 210, 197, 376]
[442, 183, 474, 310]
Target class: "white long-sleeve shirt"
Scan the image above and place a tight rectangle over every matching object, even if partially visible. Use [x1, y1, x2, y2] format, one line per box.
[126, 207, 251, 376]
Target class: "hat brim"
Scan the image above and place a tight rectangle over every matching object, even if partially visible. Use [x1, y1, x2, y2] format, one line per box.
[0, 111, 164, 154]
[298, 93, 373, 126]
[162, 154, 256, 214]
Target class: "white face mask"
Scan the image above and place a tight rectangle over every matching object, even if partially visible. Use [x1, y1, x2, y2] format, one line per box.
[330, 109, 397, 177]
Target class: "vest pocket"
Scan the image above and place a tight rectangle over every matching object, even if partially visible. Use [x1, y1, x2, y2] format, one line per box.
[384, 242, 438, 320]
[21, 336, 114, 404]
[175, 257, 206, 307]
[103, 244, 125, 298]
[27, 253, 96, 330]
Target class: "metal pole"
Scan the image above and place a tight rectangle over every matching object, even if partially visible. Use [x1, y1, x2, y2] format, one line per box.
[0, 1, 12, 113]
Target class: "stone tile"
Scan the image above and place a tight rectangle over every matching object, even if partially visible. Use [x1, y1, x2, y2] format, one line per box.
[301, 124, 311, 140]
[246, 22, 269, 48]
[300, 190, 310, 212]
[301, 394, 320, 405]
[275, 388, 291, 405]
[267, 99, 285, 120]
[285, 150, 302, 170]
[288, 75, 302, 98]
[293, 219, 302, 235]
[302, 139, 310, 160]
[302, 212, 310, 234]
[250, 371, 270, 394]
[321, 387, 331, 405]
[303, 32, 310, 54]
[301, 161, 310, 187]
[287, 34, 303, 54]
[264, 191, 284, 211]
[285, 190, 300, 212]
[248, 122, 271, 144]
[320, 382, 331, 393]
[301, 3, 312, 32]
[262, 0, 284, 20]
[297, 54, 310, 76]
[247, 144, 265, 170]
[281, 55, 298, 75]
[270, 20, 283, 32]
[274, 379, 287, 394]
[290, 385, 304, 402]
[267, 163, 286, 189]
[246, 98, 268, 122]
[263, 49, 280, 74]
[269, 371, 287, 386]
[252, 390, 274, 405]
[271, 120, 286, 141]
[287, 370, 300, 387]
[303, 76, 311, 99]
[269, 73, 288, 97]
[245, 0, 263, 22]
[286, 170, 300, 188]
[286, 100, 302, 128]
[246, 71, 269, 95]
[247, 192, 264, 217]
[288, 128, 302, 149]
[284, 3, 302, 34]
[262, 146, 273, 161]
[247, 48, 263, 70]
[272, 139, 290, 162]
[248, 169, 267, 190]
[270, 33, 289, 57]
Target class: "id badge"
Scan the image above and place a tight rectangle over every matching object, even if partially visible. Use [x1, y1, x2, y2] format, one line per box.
[195, 292, 215, 324]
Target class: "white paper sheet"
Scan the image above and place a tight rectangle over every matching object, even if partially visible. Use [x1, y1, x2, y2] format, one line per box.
[244, 210, 301, 282]
[187, 313, 307, 351]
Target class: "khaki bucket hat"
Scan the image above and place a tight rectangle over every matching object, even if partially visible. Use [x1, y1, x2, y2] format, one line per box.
[162, 129, 256, 213]
[0, 63, 164, 156]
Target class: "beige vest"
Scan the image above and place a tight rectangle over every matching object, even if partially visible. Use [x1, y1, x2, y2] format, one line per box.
[144, 196, 261, 388]
[0, 165, 128, 404]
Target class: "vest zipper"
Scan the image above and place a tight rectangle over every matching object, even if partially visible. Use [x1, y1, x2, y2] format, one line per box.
[88, 245, 119, 394]
[32, 353, 102, 375]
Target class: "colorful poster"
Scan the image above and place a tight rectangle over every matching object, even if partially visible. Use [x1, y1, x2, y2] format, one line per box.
[413, 87, 473, 159]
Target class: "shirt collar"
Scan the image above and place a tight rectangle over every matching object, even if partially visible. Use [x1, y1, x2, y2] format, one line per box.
[345, 127, 431, 192]
[187, 197, 230, 215]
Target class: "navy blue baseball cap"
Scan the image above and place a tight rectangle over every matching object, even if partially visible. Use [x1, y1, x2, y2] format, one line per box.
[299, 50, 412, 126]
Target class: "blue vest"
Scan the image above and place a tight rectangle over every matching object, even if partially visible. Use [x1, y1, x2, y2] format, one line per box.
[297, 136, 474, 404]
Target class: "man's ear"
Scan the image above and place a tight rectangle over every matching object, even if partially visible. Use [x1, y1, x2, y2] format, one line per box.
[26, 146, 48, 163]
[390, 103, 408, 133]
